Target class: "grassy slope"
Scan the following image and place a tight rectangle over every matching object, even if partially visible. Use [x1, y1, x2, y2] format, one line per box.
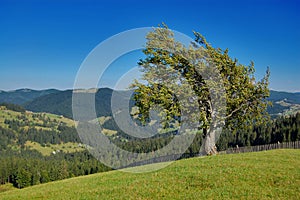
[0, 106, 120, 155]
[24, 141, 84, 156]
[0, 184, 16, 193]
[0, 106, 75, 129]
[1, 149, 300, 199]
[0, 106, 85, 155]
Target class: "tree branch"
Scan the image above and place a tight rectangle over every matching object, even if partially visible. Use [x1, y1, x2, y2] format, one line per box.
[225, 101, 251, 120]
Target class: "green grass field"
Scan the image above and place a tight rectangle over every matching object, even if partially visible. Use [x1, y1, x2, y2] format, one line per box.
[24, 141, 85, 156]
[0, 106, 75, 129]
[0, 149, 299, 199]
[0, 106, 86, 155]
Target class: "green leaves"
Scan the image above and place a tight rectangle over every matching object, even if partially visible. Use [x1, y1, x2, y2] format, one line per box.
[132, 25, 270, 152]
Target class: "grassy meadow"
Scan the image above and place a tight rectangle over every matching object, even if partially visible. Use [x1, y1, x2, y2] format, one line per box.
[0, 149, 299, 199]
[0, 106, 87, 155]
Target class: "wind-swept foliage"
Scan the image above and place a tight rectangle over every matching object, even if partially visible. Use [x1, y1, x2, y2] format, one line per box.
[132, 25, 270, 155]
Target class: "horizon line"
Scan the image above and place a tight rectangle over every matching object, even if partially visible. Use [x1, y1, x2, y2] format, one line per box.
[1, 87, 300, 94]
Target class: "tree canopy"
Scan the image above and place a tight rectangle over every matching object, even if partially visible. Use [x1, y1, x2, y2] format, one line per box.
[132, 25, 270, 155]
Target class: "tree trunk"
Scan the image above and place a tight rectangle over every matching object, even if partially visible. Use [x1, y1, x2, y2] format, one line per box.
[200, 123, 223, 155]
[202, 130, 217, 155]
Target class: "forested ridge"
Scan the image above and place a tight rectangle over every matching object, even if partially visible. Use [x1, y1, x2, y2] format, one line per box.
[0, 89, 59, 105]
[1, 103, 300, 189]
[0, 149, 111, 189]
[0, 105, 111, 188]
[1, 88, 299, 119]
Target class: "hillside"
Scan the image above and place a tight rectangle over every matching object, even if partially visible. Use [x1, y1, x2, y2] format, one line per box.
[269, 90, 300, 104]
[0, 105, 83, 155]
[0, 149, 299, 199]
[24, 89, 300, 119]
[24, 90, 74, 118]
[268, 90, 300, 117]
[0, 105, 112, 189]
[0, 88, 299, 119]
[24, 88, 133, 119]
[0, 89, 59, 105]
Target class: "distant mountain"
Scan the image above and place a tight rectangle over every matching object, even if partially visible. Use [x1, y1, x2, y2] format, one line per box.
[268, 90, 300, 104]
[1, 88, 300, 119]
[0, 88, 60, 105]
[24, 90, 73, 118]
[24, 88, 134, 119]
[267, 90, 300, 117]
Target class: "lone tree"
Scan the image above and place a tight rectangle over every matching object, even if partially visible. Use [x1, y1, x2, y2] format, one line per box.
[132, 25, 270, 155]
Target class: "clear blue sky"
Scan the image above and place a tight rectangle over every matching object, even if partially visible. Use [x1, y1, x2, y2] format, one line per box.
[0, 0, 299, 92]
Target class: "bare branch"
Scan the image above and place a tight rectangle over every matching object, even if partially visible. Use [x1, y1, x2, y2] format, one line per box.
[225, 101, 250, 120]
